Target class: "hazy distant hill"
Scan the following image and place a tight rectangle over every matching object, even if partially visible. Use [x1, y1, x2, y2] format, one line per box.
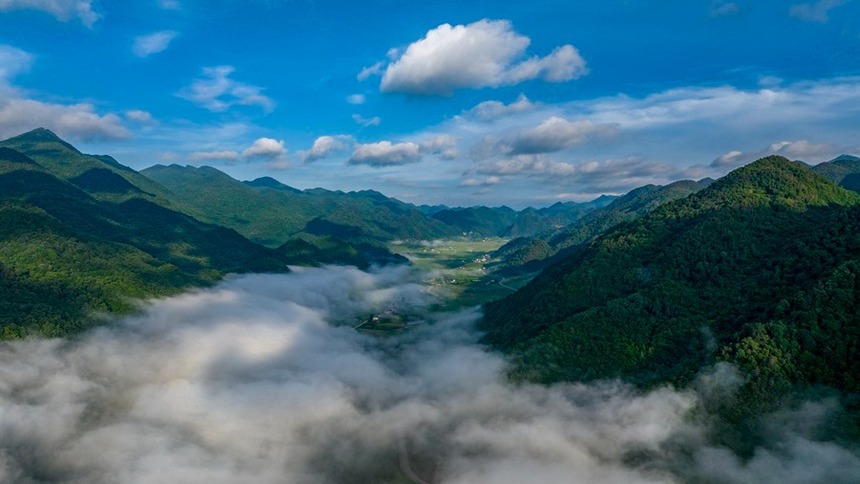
[481, 156, 860, 415]
[492, 179, 711, 274]
[812, 154, 860, 191]
[428, 197, 616, 238]
[142, 164, 458, 246]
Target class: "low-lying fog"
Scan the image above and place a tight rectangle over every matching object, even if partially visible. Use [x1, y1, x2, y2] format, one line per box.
[1, 266, 858, 483]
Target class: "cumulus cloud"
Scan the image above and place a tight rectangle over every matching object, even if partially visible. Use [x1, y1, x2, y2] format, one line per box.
[0, 44, 128, 141]
[0, 0, 99, 27]
[469, 93, 535, 120]
[419, 134, 459, 159]
[302, 135, 351, 162]
[0, 266, 857, 483]
[124, 109, 156, 126]
[177, 66, 275, 113]
[132, 30, 178, 57]
[789, 0, 847, 22]
[0, 98, 130, 141]
[349, 140, 421, 166]
[508, 117, 618, 155]
[378, 19, 587, 95]
[242, 137, 286, 160]
[352, 113, 381, 127]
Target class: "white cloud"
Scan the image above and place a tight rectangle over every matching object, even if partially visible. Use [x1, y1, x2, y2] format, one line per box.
[188, 150, 239, 162]
[177, 66, 275, 113]
[0, 44, 128, 141]
[352, 113, 381, 127]
[302, 135, 351, 162]
[132, 30, 178, 58]
[242, 137, 286, 160]
[507, 117, 618, 155]
[357, 61, 384, 81]
[789, 0, 847, 23]
[710, 139, 834, 168]
[473, 155, 677, 193]
[125, 110, 156, 126]
[710, 1, 740, 16]
[419, 134, 459, 159]
[346, 94, 366, 105]
[0, 44, 32, 81]
[469, 94, 534, 120]
[769, 139, 832, 158]
[157, 0, 180, 9]
[0, 98, 129, 141]
[379, 19, 587, 95]
[711, 150, 744, 167]
[460, 176, 500, 187]
[349, 141, 421, 167]
[0, 0, 99, 27]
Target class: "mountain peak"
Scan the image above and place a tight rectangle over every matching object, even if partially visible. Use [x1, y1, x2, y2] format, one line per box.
[0, 128, 81, 154]
[696, 155, 858, 209]
[243, 176, 301, 193]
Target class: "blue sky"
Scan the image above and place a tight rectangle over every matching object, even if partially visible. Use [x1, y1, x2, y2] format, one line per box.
[1, 0, 859, 207]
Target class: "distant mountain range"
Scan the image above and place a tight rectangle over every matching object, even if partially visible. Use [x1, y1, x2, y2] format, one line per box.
[0, 128, 619, 337]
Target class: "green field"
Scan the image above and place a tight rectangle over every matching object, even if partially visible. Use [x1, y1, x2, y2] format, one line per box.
[390, 237, 535, 310]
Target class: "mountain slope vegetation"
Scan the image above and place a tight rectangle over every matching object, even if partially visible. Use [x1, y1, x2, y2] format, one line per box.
[142, 164, 458, 245]
[0, 133, 295, 337]
[481, 157, 860, 416]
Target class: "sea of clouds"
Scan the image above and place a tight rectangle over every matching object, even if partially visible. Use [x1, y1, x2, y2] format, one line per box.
[1, 265, 858, 483]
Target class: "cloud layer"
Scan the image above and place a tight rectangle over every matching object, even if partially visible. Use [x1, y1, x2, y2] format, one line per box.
[0, 266, 858, 483]
[378, 19, 587, 95]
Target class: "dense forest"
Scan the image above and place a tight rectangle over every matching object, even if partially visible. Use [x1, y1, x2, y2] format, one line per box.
[481, 157, 860, 434]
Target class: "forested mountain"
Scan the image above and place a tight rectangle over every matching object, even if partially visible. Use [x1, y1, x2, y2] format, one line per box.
[0, 129, 409, 338]
[429, 197, 616, 238]
[0, 141, 292, 338]
[142, 164, 458, 245]
[812, 154, 860, 191]
[481, 156, 860, 416]
[492, 179, 711, 273]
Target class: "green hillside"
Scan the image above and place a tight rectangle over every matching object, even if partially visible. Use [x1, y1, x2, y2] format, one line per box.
[491, 179, 710, 274]
[481, 157, 860, 414]
[142, 164, 457, 245]
[812, 154, 860, 187]
[0, 142, 292, 338]
[0, 129, 197, 212]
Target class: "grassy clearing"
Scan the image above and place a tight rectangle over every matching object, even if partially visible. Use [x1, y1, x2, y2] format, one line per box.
[390, 237, 535, 310]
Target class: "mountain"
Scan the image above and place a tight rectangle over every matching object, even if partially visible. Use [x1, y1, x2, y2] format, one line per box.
[428, 197, 616, 238]
[0, 143, 294, 338]
[430, 206, 518, 236]
[142, 164, 458, 246]
[0, 129, 196, 212]
[491, 179, 711, 274]
[480, 156, 860, 414]
[812, 154, 860, 191]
